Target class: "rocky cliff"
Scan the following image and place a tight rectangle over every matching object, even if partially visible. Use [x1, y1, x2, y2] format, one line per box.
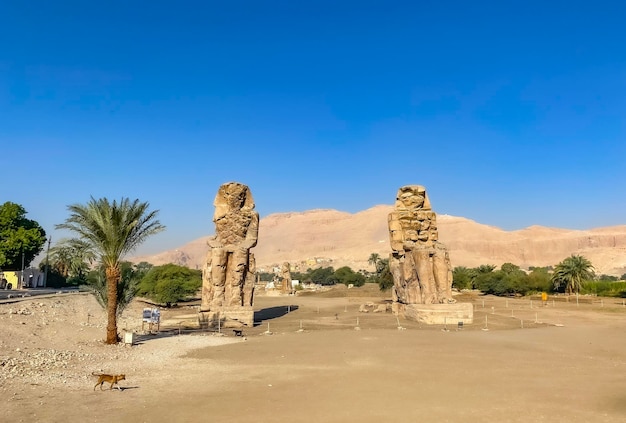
[131, 206, 626, 276]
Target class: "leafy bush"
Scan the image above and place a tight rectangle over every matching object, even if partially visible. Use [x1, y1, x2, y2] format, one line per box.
[138, 264, 201, 306]
[452, 266, 474, 290]
[333, 266, 365, 287]
[580, 281, 626, 297]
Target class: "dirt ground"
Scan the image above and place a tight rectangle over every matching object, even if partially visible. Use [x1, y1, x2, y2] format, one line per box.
[2, 285, 626, 423]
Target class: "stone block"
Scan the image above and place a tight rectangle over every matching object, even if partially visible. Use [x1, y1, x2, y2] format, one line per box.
[198, 306, 254, 328]
[403, 303, 473, 325]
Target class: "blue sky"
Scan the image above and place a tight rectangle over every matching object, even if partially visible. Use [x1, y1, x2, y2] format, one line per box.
[1, 1, 624, 257]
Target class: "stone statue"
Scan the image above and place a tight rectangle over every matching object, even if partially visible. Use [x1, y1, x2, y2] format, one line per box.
[279, 262, 293, 294]
[200, 182, 258, 326]
[388, 185, 454, 307]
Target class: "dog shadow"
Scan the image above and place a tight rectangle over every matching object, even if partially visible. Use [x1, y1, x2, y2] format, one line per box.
[118, 386, 140, 391]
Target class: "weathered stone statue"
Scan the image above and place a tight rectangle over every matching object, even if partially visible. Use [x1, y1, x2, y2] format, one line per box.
[200, 182, 258, 327]
[278, 262, 293, 294]
[388, 185, 455, 307]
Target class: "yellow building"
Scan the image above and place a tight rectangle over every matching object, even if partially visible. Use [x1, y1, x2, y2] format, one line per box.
[0, 268, 46, 289]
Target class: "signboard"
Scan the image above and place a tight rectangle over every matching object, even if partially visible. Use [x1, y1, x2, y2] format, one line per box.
[142, 308, 160, 324]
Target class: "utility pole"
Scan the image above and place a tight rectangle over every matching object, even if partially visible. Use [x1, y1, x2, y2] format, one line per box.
[20, 249, 25, 289]
[44, 236, 51, 288]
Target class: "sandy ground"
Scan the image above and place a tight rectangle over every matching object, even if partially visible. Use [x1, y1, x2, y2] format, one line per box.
[2, 285, 626, 423]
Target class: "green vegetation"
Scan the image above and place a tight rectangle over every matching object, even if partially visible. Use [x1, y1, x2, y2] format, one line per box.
[56, 197, 164, 344]
[580, 281, 626, 297]
[291, 265, 369, 287]
[333, 266, 366, 287]
[137, 263, 202, 306]
[257, 272, 275, 282]
[49, 238, 96, 285]
[551, 255, 595, 294]
[367, 253, 393, 291]
[85, 261, 149, 315]
[0, 202, 47, 270]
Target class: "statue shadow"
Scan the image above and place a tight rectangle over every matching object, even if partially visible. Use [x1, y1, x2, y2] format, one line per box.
[254, 305, 299, 326]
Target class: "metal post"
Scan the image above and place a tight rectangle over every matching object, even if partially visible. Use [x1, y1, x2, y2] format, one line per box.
[44, 236, 51, 288]
[20, 250, 25, 289]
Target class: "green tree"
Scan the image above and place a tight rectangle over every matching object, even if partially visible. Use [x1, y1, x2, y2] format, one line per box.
[551, 255, 595, 294]
[365, 252, 393, 291]
[56, 197, 164, 344]
[597, 274, 618, 282]
[308, 266, 337, 285]
[133, 261, 154, 279]
[334, 266, 366, 287]
[452, 266, 473, 290]
[368, 253, 381, 269]
[476, 264, 496, 274]
[0, 202, 47, 269]
[50, 238, 96, 283]
[138, 263, 202, 306]
[500, 263, 521, 274]
[527, 267, 552, 293]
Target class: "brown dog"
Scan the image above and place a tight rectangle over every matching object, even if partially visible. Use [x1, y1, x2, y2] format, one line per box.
[92, 372, 126, 391]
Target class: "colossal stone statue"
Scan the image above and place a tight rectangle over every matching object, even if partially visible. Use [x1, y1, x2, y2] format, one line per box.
[388, 185, 455, 307]
[200, 182, 258, 327]
[278, 262, 293, 294]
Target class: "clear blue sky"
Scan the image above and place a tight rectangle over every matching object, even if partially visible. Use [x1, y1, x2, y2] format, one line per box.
[1, 1, 624, 257]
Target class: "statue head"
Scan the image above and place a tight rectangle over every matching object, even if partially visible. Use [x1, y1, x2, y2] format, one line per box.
[395, 185, 431, 211]
[213, 182, 255, 221]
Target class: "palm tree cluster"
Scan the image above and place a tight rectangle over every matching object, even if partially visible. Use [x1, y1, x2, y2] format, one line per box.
[368, 253, 393, 291]
[49, 238, 96, 282]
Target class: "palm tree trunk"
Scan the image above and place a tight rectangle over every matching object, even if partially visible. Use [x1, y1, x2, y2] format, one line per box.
[105, 266, 121, 344]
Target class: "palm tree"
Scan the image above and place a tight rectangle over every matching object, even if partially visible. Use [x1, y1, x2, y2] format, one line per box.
[551, 255, 595, 294]
[368, 253, 381, 269]
[87, 261, 142, 317]
[57, 197, 164, 344]
[50, 238, 96, 280]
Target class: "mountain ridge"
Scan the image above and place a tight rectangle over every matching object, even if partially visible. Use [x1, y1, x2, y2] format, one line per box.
[131, 205, 626, 276]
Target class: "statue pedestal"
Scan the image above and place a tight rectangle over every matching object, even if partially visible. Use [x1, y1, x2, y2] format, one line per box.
[399, 303, 473, 325]
[198, 306, 254, 328]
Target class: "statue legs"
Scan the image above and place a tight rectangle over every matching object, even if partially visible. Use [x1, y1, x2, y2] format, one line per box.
[225, 248, 249, 306]
[413, 249, 436, 304]
[209, 248, 227, 307]
[433, 249, 455, 303]
[200, 256, 213, 310]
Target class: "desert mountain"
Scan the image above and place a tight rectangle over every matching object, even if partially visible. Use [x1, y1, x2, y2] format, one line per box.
[131, 205, 626, 276]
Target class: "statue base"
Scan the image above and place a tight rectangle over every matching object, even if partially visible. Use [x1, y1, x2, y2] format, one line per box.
[396, 303, 473, 325]
[198, 306, 254, 328]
